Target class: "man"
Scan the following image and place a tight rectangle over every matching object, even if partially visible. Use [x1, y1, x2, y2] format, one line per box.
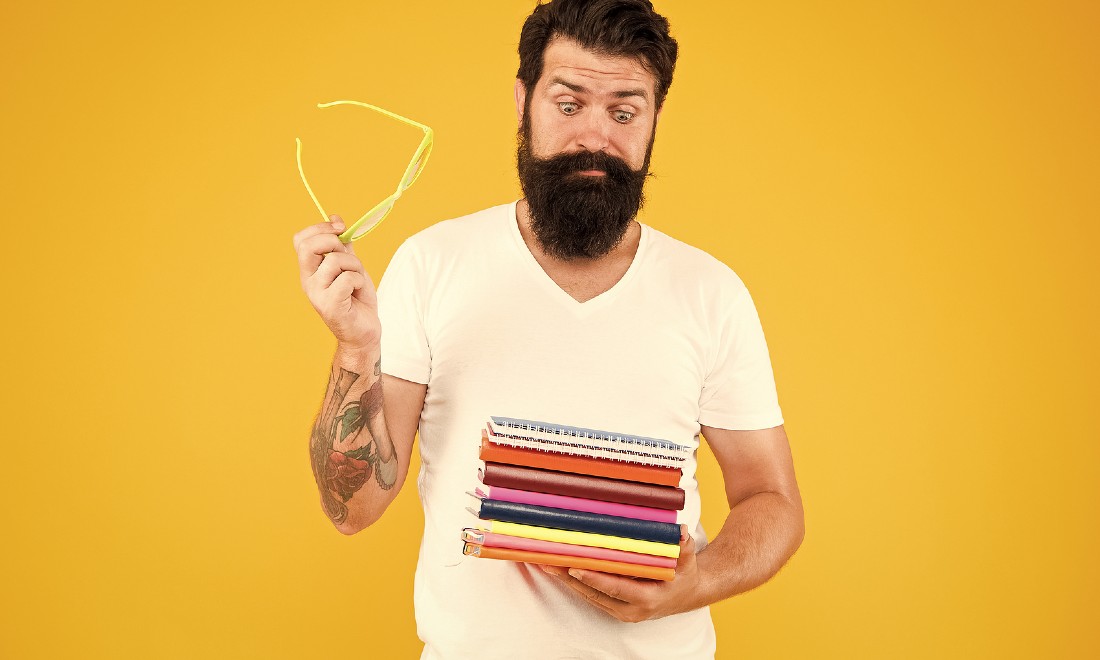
[292, 1, 803, 657]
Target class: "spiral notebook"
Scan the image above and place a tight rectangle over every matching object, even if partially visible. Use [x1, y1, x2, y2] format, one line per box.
[487, 416, 690, 467]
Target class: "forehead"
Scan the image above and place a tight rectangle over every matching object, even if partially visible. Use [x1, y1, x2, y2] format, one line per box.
[538, 36, 656, 95]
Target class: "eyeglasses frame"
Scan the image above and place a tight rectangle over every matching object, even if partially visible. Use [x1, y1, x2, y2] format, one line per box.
[295, 100, 434, 242]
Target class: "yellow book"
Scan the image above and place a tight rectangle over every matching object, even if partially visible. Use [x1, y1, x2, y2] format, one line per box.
[486, 520, 680, 559]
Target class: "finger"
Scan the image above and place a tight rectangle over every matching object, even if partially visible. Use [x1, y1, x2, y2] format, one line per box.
[554, 572, 634, 620]
[316, 250, 367, 279]
[311, 252, 366, 290]
[538, 564, 569, 578]
[537, 564, 624, 604]
[559, 569, 632, 605]
[567, 568, 650, 604]
[292, 216, 346, 254]
[330, 215, 360, 253]
[682, 531, 696, 555]
[298, 232, 351, 275]
[326, 270, 365, 304]
[676, 529, 697, 571]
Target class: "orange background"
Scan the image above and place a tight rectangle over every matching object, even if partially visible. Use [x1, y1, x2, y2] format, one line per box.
[1, 1, 1097, 657]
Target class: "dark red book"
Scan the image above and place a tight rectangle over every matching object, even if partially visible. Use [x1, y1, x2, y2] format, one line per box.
[480, 462, 686, 511]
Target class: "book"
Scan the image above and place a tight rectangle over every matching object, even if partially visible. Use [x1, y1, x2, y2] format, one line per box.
[480, 485, 677, 523]
[479, 434, 682, 487]
[462, 542, 675, 581]
[490, 417, 688, 453]
[480, 520, 680, 558]
[462, 528, 677, 569]
[473, 497, 683, 545]
[487, 418, 689, 467]
[480, 462, 686, 511]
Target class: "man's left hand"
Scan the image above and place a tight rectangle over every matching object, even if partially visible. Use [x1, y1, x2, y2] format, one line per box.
[539, 527, 704, 622]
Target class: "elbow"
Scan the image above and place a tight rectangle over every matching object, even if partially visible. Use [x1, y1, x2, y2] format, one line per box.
[317, 496, 368, 535]
[334, 520, 365, 536]
[329, 506, 383, 536]
[788, 494, 806, 555]
[791, 514, 806, 555]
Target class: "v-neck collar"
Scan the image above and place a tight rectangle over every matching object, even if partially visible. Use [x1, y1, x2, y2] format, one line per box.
[505, 199, 650, 318]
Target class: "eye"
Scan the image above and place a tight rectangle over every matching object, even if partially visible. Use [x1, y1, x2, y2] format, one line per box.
[558, 102, 579, 116]
[612, 110, 635, 124]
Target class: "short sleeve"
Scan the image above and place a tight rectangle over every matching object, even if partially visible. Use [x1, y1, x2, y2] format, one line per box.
[698, 285, 784, 430]
[376, 239, 431, 385]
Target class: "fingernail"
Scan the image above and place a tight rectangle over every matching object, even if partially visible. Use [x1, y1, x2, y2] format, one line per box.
[568, 569, 581, 579]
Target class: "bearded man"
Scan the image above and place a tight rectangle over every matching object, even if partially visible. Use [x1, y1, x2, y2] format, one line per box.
[292, 1, 804, 658]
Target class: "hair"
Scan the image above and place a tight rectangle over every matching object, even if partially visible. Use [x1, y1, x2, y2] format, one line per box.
[517, 0, 679, 111]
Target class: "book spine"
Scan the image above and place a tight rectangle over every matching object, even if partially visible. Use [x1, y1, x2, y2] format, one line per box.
[473, 530, 677, 568]
[486, 486, 677, 523]
[479, 498, 682, 545]
[488, 521, 679, 558]
[479, 436, 682, 487]
[463, 543, 675, 581]
[480, 462, 686, 510]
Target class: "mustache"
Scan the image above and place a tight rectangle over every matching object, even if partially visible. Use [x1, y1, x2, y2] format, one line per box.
[531, 150, 638, 182]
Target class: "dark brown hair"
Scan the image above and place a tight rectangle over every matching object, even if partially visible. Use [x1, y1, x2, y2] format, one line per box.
[517, 0, 679, 110]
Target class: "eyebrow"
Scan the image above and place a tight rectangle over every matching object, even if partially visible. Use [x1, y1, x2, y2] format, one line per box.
[548, 76, 649, 101]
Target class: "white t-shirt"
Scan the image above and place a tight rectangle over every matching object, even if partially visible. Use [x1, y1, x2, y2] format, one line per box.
[377, 200, 783, 660]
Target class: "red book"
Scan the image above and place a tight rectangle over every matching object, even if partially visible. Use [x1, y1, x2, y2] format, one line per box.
[479, 433, 682, 487]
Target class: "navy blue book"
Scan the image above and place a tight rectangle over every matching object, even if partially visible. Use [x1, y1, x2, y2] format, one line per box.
[474, 497, 681, 545]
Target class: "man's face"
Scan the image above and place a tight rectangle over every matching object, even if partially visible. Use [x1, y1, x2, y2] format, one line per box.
[515, 37, 660, 260]
[520, 36, 659, 171]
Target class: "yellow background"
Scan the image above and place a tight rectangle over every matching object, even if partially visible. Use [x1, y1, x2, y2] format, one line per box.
[2, 1, 1097, 657]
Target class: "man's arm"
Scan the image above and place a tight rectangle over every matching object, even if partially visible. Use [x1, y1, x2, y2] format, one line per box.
[691, 424, 804, 601]
[293, 216, 428, 535]
[309, 344, 426, 535]
[541, 424, 803, 621]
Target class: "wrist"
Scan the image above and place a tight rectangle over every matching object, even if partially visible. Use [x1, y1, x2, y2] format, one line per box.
[334, 341, 380, 367]
[691, 543, 743, 608]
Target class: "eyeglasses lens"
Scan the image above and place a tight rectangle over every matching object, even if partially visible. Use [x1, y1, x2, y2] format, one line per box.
[352, 200, 395, 240]
[402, 142, 433, 190]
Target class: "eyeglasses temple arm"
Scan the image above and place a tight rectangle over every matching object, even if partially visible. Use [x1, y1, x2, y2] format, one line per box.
[317, 100, 432, 134]
[295, 137, 330, 223]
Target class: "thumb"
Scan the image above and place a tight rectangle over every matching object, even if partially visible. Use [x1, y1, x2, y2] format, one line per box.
[676, 525, 697, 571]
[328, 214, 355, 252]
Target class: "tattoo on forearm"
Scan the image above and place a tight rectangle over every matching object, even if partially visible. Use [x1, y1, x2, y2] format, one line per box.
[310, 359, 399, 524]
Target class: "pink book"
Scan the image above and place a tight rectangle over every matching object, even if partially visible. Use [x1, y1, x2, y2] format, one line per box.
[462, 529, 677, 569]
[481, 485, 677, 524]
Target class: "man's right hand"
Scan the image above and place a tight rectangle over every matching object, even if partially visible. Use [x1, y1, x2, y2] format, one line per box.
[293, 215, 381, 350]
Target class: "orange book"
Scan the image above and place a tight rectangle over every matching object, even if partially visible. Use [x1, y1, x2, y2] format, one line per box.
[479, 434, 682, 487]
[462, 542, 675, 581]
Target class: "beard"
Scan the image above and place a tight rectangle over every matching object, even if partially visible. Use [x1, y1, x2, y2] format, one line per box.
[516, 122, 653, 260]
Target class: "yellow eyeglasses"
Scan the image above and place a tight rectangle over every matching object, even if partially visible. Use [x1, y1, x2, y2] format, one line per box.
[296, 100, 433, 242]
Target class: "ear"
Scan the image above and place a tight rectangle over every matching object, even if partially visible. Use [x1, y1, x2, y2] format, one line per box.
[514, 78, 527, 125]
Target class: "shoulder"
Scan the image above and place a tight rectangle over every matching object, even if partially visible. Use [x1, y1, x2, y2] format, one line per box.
[643, 224, 749, 298]
[381, 201, 516, 288]
[401, 201, 514, 256]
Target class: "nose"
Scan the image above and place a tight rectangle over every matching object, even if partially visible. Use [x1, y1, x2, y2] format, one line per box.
[575, 111, 612, 153]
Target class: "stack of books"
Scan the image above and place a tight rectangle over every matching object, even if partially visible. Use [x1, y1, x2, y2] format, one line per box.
[462, 416, 689, 581]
